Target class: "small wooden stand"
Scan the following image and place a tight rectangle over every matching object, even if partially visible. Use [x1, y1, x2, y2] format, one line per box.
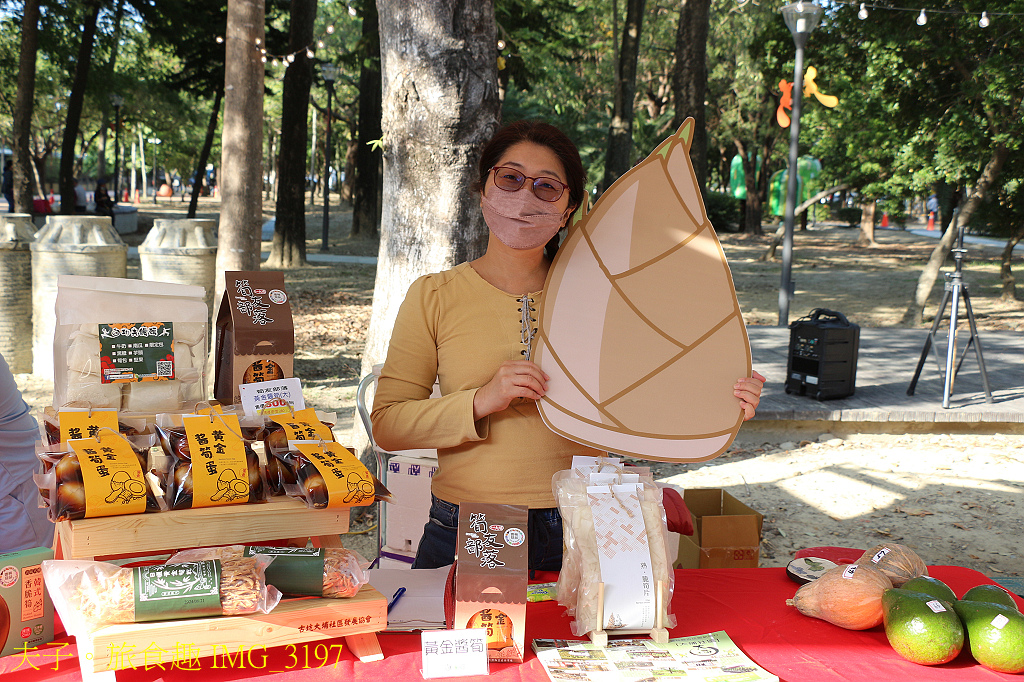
[588, 580, 669, 646]
[51, 497, 387, 681]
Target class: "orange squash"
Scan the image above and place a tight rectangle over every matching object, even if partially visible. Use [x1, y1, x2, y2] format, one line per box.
[856, 543, 928, 587]
[787, 564, 893, 630]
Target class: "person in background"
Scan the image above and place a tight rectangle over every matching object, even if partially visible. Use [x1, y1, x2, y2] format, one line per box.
[0, 352, 50, 552]
[74, 178, 88, 213]
[94, 179, 114, 216]
[371, 120, 765, 572]
[2, 160, 13, 212]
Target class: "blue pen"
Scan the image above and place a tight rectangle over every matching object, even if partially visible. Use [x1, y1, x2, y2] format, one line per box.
[387, 587, 406, 614]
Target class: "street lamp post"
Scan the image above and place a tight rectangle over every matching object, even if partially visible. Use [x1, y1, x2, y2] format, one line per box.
[320, 62, 338, 253]
[110, 94, 124, 200]
[778, 1, 823, 326]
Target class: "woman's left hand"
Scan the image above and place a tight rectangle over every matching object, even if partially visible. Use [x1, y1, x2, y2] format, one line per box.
[735, 370, 766, 421]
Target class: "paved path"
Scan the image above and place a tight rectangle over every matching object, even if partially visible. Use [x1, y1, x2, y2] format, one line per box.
[748, 326, 1024, 425]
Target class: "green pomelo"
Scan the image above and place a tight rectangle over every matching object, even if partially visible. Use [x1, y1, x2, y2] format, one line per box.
[901, 576, 958, 604]
[882, 589, 963, 665]
[952, 600, 1024, 673]
[961, 584, 1019, 611]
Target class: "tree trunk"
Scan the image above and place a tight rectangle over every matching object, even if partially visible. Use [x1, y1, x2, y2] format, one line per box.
[12, 0, 40, 213]
[267, 0, 316, 269]
[856, 200, 876, 246]
[999, 223, 1024, 301]
[901, 143, 1009, 325]
[188, 88, 223, 219]
[217, 0, 265, 287]
[735, 142, 762, 235]
[352, 0, 382, 238]
[59, 0, 101, 215]
[362, 0, 500, 382]
[96, 0, 127, 182]
[671, 0, 709, 196]
[600, 0, 646, 193]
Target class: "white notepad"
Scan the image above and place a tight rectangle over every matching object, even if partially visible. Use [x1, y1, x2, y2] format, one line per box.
[368, 566, 449, 631]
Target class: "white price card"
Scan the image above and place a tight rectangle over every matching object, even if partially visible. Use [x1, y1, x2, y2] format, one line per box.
[420, 629, 489, 679]
[239, 378, 305, 417]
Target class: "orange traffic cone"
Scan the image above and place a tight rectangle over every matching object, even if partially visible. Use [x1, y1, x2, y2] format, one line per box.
[881, 212, 889, 228]
[927, 212, 935, 230]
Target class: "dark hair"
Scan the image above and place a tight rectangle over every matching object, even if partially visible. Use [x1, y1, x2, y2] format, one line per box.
[475, 120, 586, 219]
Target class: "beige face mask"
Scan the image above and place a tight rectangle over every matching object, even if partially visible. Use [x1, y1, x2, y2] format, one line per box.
[481, 189, 567, 250]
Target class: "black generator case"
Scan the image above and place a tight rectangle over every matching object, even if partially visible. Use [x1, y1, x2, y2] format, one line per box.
[785, 308, 860, 400]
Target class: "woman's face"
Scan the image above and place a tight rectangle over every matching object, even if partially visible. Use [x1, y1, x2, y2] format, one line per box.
[484, 141, 572, 222]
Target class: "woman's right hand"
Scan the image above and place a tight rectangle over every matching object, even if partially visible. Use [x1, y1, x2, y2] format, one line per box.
[473, 360, 549, 420]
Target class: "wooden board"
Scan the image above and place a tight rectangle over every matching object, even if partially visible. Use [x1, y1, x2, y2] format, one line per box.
[81, 585, 386, 674]
[55, 496, 350, 559]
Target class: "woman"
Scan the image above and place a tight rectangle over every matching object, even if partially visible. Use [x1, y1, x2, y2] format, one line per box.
[371, 121, 764, 571]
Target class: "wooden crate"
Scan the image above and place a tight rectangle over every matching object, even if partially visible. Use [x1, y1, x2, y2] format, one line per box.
[54, 496, 350, 560]
[80, 585, 386, 675]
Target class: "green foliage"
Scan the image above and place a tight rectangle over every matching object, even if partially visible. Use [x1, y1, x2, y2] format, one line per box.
[705, 190, 741, 232]
[831, 206, 862, 228]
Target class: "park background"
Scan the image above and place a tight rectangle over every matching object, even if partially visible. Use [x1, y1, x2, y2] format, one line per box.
[1, 0, 1023, 578]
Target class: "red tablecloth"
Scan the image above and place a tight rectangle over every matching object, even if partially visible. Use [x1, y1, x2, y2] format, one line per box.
[2, 566, 1021, 681]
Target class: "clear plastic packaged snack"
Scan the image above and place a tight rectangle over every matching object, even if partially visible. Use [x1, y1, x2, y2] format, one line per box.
[154, 412, 267, 510]
[169, 545, 370, 599]
[41, 556, 280, 636]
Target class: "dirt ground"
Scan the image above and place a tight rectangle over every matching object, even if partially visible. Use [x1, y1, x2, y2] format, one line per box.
[12, 199, 1024, 578]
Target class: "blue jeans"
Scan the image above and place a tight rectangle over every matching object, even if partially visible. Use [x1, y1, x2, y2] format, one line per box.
[410, 494, 564, 572]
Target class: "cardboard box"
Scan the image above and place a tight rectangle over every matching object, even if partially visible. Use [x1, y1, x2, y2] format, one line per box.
[214, 271, 294, 405]
[0, 547, 54, 659]
[453, 503, 528, 663]
[384, 456, 437, 552]
[673, 489, 762, 569]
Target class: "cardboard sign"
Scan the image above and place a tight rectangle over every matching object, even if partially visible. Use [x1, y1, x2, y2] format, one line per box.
[239, 378, 305, 418]
[214, 271, 294, 405]
[535, 119, 751, 463]
[453, 503, 528, 663]
[420, 629, 489, 678]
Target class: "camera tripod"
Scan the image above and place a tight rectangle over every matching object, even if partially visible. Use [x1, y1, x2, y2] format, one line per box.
[907, 208, 993, 408]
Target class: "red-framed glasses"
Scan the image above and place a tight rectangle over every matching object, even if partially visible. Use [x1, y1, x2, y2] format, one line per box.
[488, 166, 568, 202]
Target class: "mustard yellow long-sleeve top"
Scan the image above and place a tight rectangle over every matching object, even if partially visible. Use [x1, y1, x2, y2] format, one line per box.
[371, 262, 600, 508]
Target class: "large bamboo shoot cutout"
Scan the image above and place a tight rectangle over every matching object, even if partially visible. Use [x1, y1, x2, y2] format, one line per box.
[534, 119, 751, 462]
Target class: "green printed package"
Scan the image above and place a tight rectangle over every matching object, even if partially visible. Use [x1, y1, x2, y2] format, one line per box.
[246, 546, 325, 597]
[134, 560, 222, 622]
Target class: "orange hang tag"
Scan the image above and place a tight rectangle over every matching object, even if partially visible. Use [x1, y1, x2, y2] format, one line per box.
[182, 413, 250, 508]
[195, 404, 225, 416]
[293, 443, 374, 507]
[69, 436, 147, 518]
[58, 408, 119, 444]
[271, 408, 335, 443]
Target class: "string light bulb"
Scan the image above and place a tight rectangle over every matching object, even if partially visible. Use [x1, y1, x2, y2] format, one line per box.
[979, 11, 990, 26]
[348, 5, 357, 16]
[497, 39, 506, 50]
[916, 9, 927, 24]
[326, 25, 335, 34]
[216, 36, 224, 43]
[306, 48, 315, 58]
[858, 3, 868, 19]
[286, 54, 295, 63]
